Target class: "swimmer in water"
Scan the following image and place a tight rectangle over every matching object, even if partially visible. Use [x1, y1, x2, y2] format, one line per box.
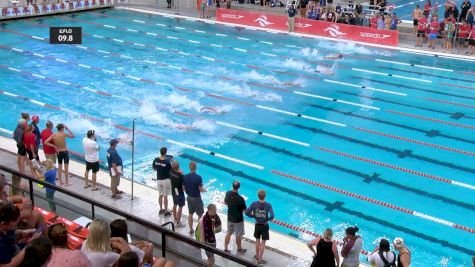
[315, 63, 336, 75]
[200, 106, 227, 114]
[324, 53, 343, 60]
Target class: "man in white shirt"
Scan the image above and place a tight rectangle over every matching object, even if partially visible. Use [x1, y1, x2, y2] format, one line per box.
[82, 130, 100, 190]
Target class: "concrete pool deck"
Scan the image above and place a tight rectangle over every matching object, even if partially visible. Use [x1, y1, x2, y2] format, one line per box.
[0, 134, 371, 266]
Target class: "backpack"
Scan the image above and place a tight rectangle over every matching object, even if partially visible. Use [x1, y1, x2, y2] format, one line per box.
[378, 251, 396, 267]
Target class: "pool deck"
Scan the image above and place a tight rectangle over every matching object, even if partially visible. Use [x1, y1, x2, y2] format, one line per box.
[0, 135, 372, 266]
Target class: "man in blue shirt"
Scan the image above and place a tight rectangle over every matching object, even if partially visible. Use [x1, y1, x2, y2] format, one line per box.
[0, 202, 23, 267]
[107, 139, 123, 200]
[183, 162, 206, 235]
[245, 189, 274, 265]
[287, 2, 298, 32]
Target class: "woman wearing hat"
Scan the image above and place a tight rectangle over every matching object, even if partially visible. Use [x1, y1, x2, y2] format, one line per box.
[393, 238, 411, 267]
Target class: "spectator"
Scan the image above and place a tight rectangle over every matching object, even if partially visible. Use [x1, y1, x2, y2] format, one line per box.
[20, 237, 52, 267]
[423, 0, 431, 16]
[367, 239, 396, 267]
[114, 252, 138, 267]
[340, 226, 362, 267]
[0, 176, 31, 207]
[47, 223, 92, 267]
[370, 13, 379, 28]
[378, 14, 386, 29]
[166, 0, 171, 8]
[223, 181, 247, 254]
[206, 0, 212, 18]
[390, 13, 401, 30]
[307, 228, 339, 267]
[17, 203, 48, 238]
[30, 116, 41, 156]
[460, 0, 472, 20]
[81, 219, 126, 267]
[109, 219, 153, 265]
[413, 5, 422, 34]
[467, 6, 474, 25]
[444, 16, 456, 50]
[197, 204, 221, 267]
[23, 125, 38, 174]
[21, 113, 30, 123]
[307, 5, 318, 19]
[384, 13, 392, 29]
[300, 0, 308, 18]
[245, 189, 274, 265]
[152, 147, 172, 217]
[44, 124, 74, 186]
[0, 202, 24, 267]
[43, 160, 57, 212]
[458, 18, 471, 49]
[41, 121, 56, 164]
[107, 139, 123, 200]
[169, 161, 185, 227]
[287, 2, 298, 32]
[428, 16, 440, 48]
[325, 8, 337, 22]
[416, 13, 428, 46]
[82, 130, 100, 191]
[14, 119, 27, 174]
[393, 237, 411, 267]
[183, 162, 206, 235]
[468, 23, 475, 53]
[355, 3, 363, 25]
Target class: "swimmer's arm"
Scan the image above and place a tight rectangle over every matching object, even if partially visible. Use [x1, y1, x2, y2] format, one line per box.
[64, 125, 74, 138]
[44, 135, 57, 151]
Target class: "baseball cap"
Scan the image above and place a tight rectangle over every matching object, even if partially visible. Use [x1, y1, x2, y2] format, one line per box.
[110, 139, 119, 146]
[32, 116, 39, 123]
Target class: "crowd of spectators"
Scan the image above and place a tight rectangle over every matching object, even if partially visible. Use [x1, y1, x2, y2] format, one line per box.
[412, 0, 474, 53]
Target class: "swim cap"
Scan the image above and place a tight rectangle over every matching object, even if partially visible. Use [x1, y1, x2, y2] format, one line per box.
[32, 116, 39, 123]
[393, 237, 405, 248]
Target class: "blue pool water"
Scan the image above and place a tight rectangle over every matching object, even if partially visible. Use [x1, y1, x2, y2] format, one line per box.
[0, 8, 474, 266]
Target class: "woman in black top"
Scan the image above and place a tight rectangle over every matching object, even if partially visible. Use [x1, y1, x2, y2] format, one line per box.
[307, 228, 340, 267]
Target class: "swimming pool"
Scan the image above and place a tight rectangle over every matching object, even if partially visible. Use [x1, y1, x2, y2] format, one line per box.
[1, 8, 474, 266]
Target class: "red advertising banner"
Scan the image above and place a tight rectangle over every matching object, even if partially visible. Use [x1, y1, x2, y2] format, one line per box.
[216, 8, 398, 46]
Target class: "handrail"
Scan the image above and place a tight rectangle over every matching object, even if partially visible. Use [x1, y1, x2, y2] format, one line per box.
[0, 164, 258, 267]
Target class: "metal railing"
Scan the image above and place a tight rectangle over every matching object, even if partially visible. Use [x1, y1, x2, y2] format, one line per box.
[0, 164, 258, 267]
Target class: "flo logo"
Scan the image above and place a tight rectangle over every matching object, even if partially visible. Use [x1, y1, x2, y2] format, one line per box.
[323, 24, 347, 37]
[254, 15, 273, 27]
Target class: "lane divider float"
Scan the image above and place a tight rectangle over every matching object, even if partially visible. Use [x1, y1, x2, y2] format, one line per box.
[353, 127, 475, 157]
[352, 68, 432, 83]
[271, 169, 475, 233]
[318, 147, 475, 190]
[386, 110, 475, 130]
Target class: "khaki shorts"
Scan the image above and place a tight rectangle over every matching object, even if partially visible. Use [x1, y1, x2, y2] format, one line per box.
[111, 175, 120, 191]
[157, 179, 172, 196]
[227, 221, 245, 237]
[44, 153, 56, 163]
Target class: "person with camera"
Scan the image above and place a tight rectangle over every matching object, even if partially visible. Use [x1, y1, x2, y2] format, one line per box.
[152, 147, 172, 217]
[82, 130, 100, 191]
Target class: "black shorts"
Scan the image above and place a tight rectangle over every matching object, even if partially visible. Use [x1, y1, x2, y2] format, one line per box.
[17, 143, 26, 156]
[254, 224, 269, 240]
[413, 19, 418, 26]
[57, 151, 70, 164]
[469, 39, 475, 46]
[417, 30, 425, 37]
[86, 161, 100, 173]
[26, 149, 39, 161]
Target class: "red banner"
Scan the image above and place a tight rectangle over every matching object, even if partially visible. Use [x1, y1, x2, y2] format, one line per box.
[216, 8, 398, 46]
